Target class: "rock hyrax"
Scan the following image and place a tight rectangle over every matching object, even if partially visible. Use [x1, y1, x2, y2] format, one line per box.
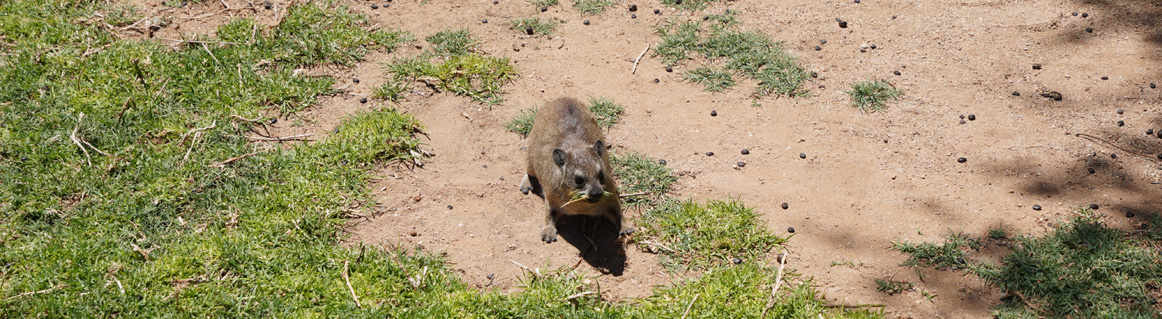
[520, 97, 633, 243]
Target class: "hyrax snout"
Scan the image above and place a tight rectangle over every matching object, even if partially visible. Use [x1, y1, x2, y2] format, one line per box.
[520, 97, 633, 243]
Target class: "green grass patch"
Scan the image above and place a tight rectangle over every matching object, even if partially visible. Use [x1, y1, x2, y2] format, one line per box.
[659, 0, 720, 10]
[572, 0, 617, 14]
[632, 199, 787, 270]
[874, 279, 914, 295]
[425, 28, 477, 56]
[654, 10, 809, 98]
[504, 97, 624, 137]
[382, 53, 518, 105]
[611, 151, 676, 208]
[511, 17, 558, 36]
[891, 210, 1162, 318]
[847, 80, 901, 112]
[529, 0, 559, 7]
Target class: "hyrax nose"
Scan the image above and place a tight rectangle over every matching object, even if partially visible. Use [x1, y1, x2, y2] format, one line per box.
[586, 188, 604, 202]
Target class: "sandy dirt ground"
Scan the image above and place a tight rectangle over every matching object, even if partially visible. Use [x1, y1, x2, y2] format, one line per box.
[123, 0, 1161, 317]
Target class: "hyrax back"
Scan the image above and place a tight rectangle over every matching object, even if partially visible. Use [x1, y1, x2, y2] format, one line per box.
[520, 97, 632, 243]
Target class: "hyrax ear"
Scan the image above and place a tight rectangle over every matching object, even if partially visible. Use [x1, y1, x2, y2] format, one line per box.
[593, 140, 604, 156]
[552, 149, 566, 167]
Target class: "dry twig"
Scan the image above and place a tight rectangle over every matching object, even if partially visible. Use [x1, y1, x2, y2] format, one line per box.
[564, 291, 595, 301]
[619, 191, 650, 198]
[760, 252, 789, 318]
[343, 260, 362, 307]
[680, 293, 700, 319]
[631, 43, 650, 74]
[70, 113, 93, 166]
[211, 151, 262, 167]
[4, 284, 67, 301]
[247, 133, 313, 142]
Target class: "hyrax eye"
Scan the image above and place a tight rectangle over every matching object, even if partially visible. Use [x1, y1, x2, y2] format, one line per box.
[574, 176, 585, 185]
[597, 171, 605, 183]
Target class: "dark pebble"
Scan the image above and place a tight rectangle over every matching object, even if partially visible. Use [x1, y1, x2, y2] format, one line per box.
[269, 118, 277, 124]
[540, 6, 547, 12]
[820, 39, 828, 44]
[1157, 130, 1162, 138]
[799, 153, 807, 159]
[1101, 76, 1108, 80]
[957, 157, 967, 163]
[1033, 205, 1042, 211]
[1111, 153, 1117, 159]
[370, 4, 378, 9]
[731, 257, 743, 264]
[811, 72, 818, 78]
[628, 4, 637, 11]
[854, 0, 860, 2]
[710, 110, 717, 116]
[968, 114, 976, 121]
[653, 78, 660, 83]
[741, 149, 750, 155]
[1126, 211, 1135, 218]
[447, 205, 453, 210]
[1086, 28, 1093, 33]
[1032, 63, 1042, 70]
[1012, 91, 1020, 96]
[960, 120, 966, 124]
[493, 0, 498, 3]
[706, 152, 714, 156]
[1117, 109, 1124, 114]
[526, 27, 534, 35]
[1117, 120, 1124, 127]
[815, 46, 822, 51]
[482, 19, 488, 23]
[1042, 91, 1063, 101]
[870, 44, 877, 49]
[1089, 203, 1099, 210]
[665, 66, 673, 72]
[1157, 153, 1162, 160]
[1082, 12, 1088, 18]
[837, 19, 848, 28]
[859, 49, 867, 53]
[659, 159, 667, 165]
[781, 203, 789, 209]
[787, 227, 796, 233]
[334, 128, 340, 133]
[894, 70, 901, 75]
[654, 9, 660, 14]
[1147, 129, 1154, 135]
[1151, 83, 1157, 89]
[737, 162, 746, 167]
[1088, 167, 1095, 174]
[960, 114, 965, 119]
[359, 97, 368, 103]
[263, 1, 271, 9]
[1072, 12, 1078, 16]
[583, 20, 590, 25]
[353, 78, 360, 83]
[631, 14, 637, 19]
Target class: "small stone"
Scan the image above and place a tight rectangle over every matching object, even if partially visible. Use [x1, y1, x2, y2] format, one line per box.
[353, 78, 360, 83]
[706, 152, 714, 156]
[787, 227, 796, 233]
[731, 257, 743, 264]
[820, 39, 828, 44]
[1117, 109, 1124, 114]
[447, 205, 453, 210]
[1032, 63, 1042, 70]
[737, 162, 746, 167]
[1117, 120, 1124, 127]
[263, 1, 272, 9]
[1158, 153, 1162, 160]
[482, 19, 488, 23]
[960, 115, 965, 119]
[1072, 12, 1078, 16]
[654, 9, 660, 14]
[1111, 153, 1117, 159]
[409, 230, 418, 236]
[665, 66, 673, 72]
[1041, 91, 1063, 101]
[1089, 203, 1099, 210]
[1088, 167, 1096, 174]
[493, 0, 498, 3]
[628, 4, 637, 11]
[1101, 76, 1110, 81]
[870, 44, 877, 49]
[268, 118, 278, 124]
[957, 157, 967, 163]
[799, 153, 807, 159]
[1032, 205, 1042, 211]
[1086, 27, 1093, 33]
[894, 70, 901, 75]
[860, 49, 867, 53]
[854, 0, 860, 3]
[1126, 211, 1135, 218]
[1081, 12, 1088, 18]
[811, 72, 818, 78]
[710, 110, 717, 116]
[781, 203, 789, 209]
[960, 120, 966, 124]
[838, 19, 848, 28]
[370, 4, 378, 9]
[631, 14, 637, 19]
[359, 97, 368, 103]
[1147, 129, 1154, 135]
[583, 20, 590, 25]
[968, 114, 976, 121]
[1156, 130, 1162, 138]
[659, 159, 667, 165]
[1151, 83, 1156, 89]
[815, 46, 822, 51]
[741, 149, 750, 155]
[653, 78, 660, 83]
[540, 6, 547, 12]
[1012, 91, 1020, 96]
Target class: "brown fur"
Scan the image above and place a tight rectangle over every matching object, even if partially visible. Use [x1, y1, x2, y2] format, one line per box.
[520, 97, 632, 243]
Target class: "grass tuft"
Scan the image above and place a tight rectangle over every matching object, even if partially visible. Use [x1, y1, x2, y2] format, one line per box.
[528, 0, 559, 6]
[382, 53, 517, 105]
[572, 0, 617, 14]
[425, 29, 477, 56]
[633, 199, 786, 270]
[659, 0, 719, 10]
[891, 210, 1162, 318]
[511, 18, 558, 36]
[847, 80, 901, 112]
[654, 10, 809, 98]
[504, 108, 539, 137]
[611, 151, 676, 208]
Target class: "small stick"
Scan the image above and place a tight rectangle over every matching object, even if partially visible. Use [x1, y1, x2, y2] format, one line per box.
[640, 240, 677, 253]
[70, 113, 92, 166]
[760, 252, 789, 319]
[200, 43, 222, 65]
[4, 284, 67, 301]
[680, 293, 700, 319]
[564, 291, 595, 301]
[182, 121, 217, 144]
[631, 43, 650, 74]
[247, 133, 313, 142]
[509, 259, 538, 277]
[343, 260, 362, 307]
[822, 303, 886, 308]
[155, 38, 239, 45]
[211, 151, 261, 167]
[1011, 290, 1039, 312]
[619, 191, 650, 198]
[177, 9, 229, 20]
[230, 114, 270, 135]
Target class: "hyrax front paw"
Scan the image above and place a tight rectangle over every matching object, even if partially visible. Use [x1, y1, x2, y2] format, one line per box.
[520, 174, 532, 195]
[540, 226, 558, 243]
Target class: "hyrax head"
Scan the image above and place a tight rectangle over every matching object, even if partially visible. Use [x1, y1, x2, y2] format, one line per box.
[552, 139, 609, 203]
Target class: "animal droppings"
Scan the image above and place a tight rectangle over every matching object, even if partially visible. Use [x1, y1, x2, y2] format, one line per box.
[1033, 205, 1042, 211]
[787, 227, 796, 233]
[781, 203, 789, 209]
[706, 152, 714, 156]
[741, 149, 750, 155]
[710, 110, 717, 116]
[799, 153, 807, 159]
[957, 157, 967, 163]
